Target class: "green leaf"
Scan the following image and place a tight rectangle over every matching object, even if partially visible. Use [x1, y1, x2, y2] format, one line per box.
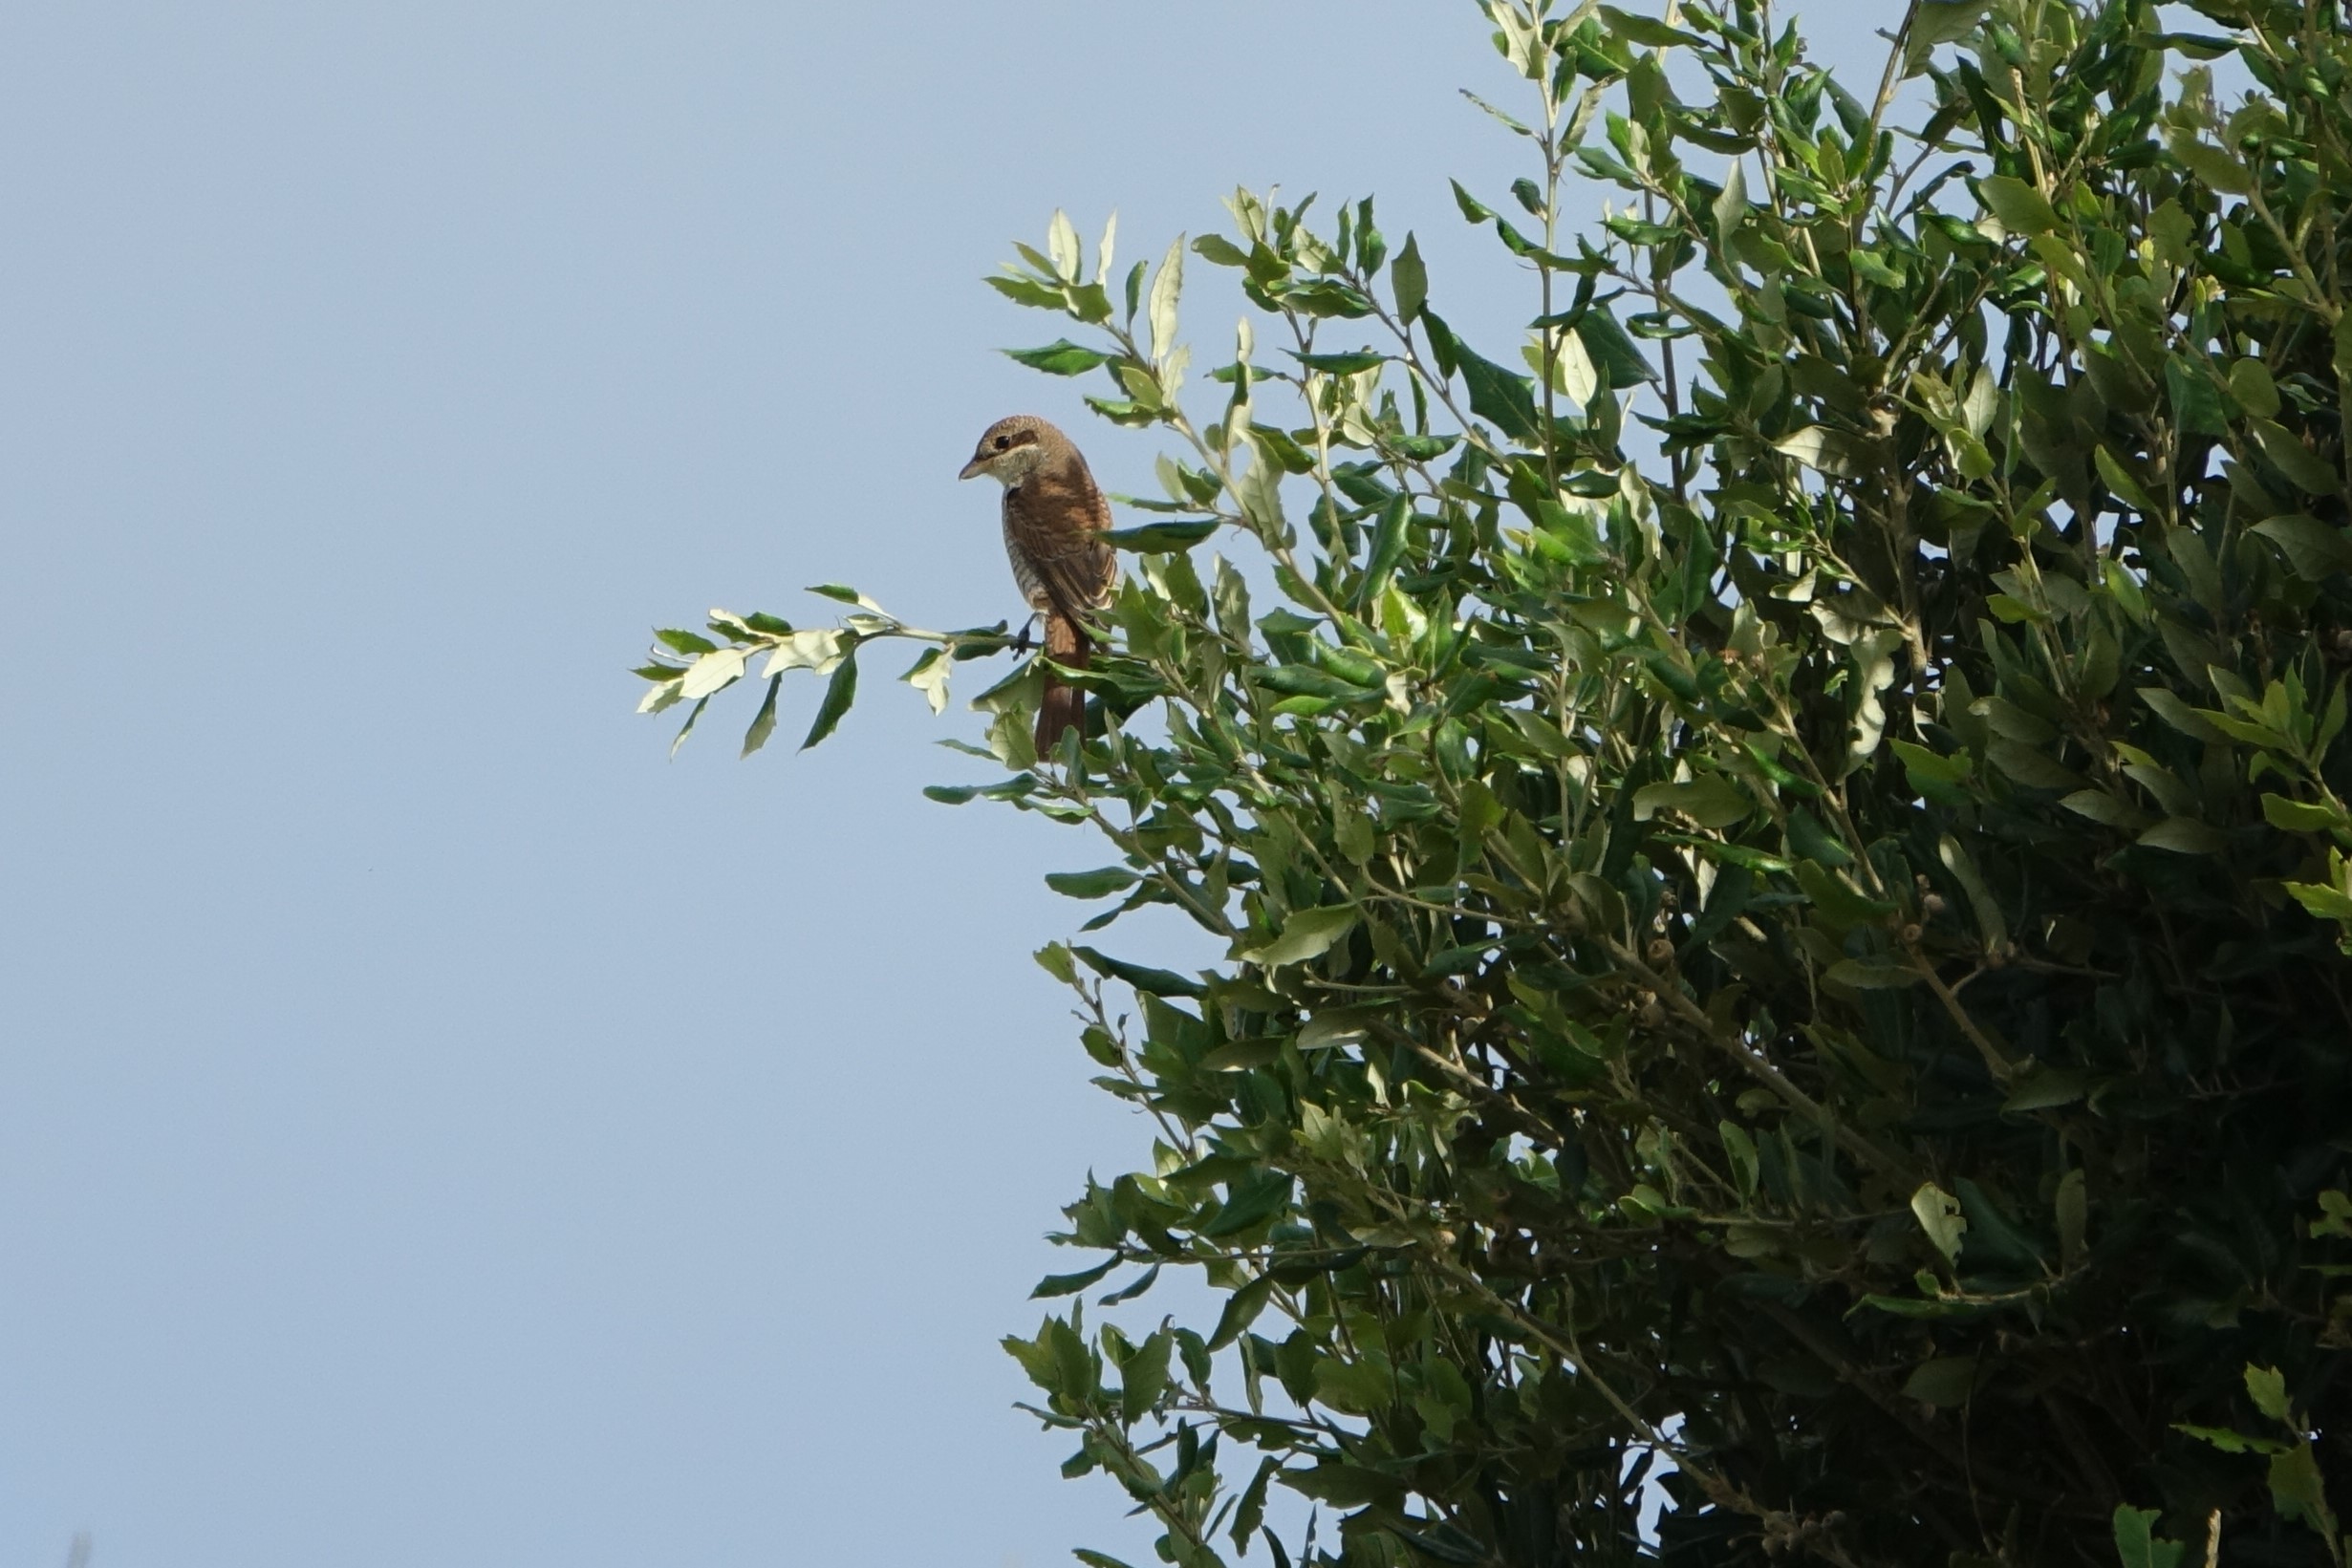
[1631, 775, 1752, 828]
[1987, 737, 2082, 790]
[2096, 446, 2162, 514]
[1032, 1253, 1122, 1298]
[1122, 259, 1146, 322]
[1093, 210, 1117, 284]
[2228, 357, 2280, 418]
[2317, 1190, 2352, 1240]
[902, 647, 951, 715]
[1002, 1326, 1056, 1390]
[2169, 131, 2250, 194]
[1200, 1170, 1293, 1237]
[1911, 1181, 1967, 1264]
[1199, 1038, 1283, 1071]
[1298, 1007, 1377, 1050]
[2140, 686, 2226, 742]
[1392, 232, 1428, 323]
[654, 628, 720, 656]
[1904, 0, 1989, 75]
[1937, 834, 2010, 952]
[1102, 520, 1219, 551]
[1313, 1353, 1396, 1415]
[1977, 174, 2060, 234]
[2061, 788, 2144, 828]
[1006, 339, 1118, 376]
[986, 273, 1065, 311]
[798, 650, 858, 749]
[1047, 208, 1081, 280]
[1072, 1552, 1144, 1568]
[1598, 6, 1701, 47]
[1047, 867, 1141, 899]
[2284, 880, 2352, 921]
[2137, 817, 2224, 855]
[2174, 1421, 2288, 1455]
[1900, 1356, 1978, 1407]
[1826, 958, 1921, 990]
[665, 694, 708, 757]
[2002, 1067, 2090, 1111]
[1425, 315, 1539, 440]
[1718, 1121, 1759, 1198]
[1796, 859, 1899, 933]
[2111, 1506, 2187, 1568]
[2245, 1363, 2292, 1422]
[1292, 350, 1387, 376]
[1231, 1459, 1278, 1553]
[1855, 1292, 1967, 1320]
[1257, 663, 1381, 704]
[1072, 945, 1206, 998]
[2267, 1443, 2338, 1533]
[2250, 420, 2342, 496]
[1237, 906, 1360, 968]
[2165, 357, 2231, 439]
[679, 647, 747, 700]
[1191, 234, 1247, 268]
[1711, 160, 1749, 237]
[1099, 1263, 1160, 1305]
[740, 675, 782, 758]
[2151, 30, 2236, 57]
[1774, 425, 1871, 478]
[1149, 235, 1184, 362]
[1283, 279, 1372, 319]
[1120, 1330, 1172, 1423]
[2253, 515, 2352, 580]
[1573, 306, 1656, 387]
[2262, 795, 2345, 833]
[1206, 1271, 1275, 1349]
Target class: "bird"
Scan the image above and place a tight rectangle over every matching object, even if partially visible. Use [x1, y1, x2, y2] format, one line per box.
[959, 415, 1118, 754]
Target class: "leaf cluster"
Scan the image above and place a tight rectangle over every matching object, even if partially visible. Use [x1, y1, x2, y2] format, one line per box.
[640, 0, 2352, 1562]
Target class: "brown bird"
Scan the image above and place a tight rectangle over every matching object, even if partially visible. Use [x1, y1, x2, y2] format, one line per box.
[959, 415, 1118, 753]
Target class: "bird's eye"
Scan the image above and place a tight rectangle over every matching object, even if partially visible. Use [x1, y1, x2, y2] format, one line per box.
[993, 435, 1010, 450]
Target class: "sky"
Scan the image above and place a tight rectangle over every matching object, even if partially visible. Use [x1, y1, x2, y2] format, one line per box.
[1, 4, 1898, 1565]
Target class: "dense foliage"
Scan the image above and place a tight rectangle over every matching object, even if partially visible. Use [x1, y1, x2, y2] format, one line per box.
[637, 0, 2352, 1561]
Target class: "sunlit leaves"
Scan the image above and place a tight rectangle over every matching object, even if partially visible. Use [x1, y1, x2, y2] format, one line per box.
[1149, 236, 1183, 365]
[677, 647, 746, 700]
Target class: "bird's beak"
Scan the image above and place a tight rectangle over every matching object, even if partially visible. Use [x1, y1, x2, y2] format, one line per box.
[958, 455, 986, 481]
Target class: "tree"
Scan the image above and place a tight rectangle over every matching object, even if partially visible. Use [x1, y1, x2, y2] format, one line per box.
[636, 0, 2352, 1561]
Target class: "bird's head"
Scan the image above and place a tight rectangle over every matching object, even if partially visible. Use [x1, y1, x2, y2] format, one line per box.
[959, 415, 1058, 484]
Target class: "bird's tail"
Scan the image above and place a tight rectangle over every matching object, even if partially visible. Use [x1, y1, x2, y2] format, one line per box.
[1036, 612, 1090, 755]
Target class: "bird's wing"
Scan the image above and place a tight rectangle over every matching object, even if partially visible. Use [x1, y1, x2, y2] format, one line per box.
[1003, 467, 1118, 625]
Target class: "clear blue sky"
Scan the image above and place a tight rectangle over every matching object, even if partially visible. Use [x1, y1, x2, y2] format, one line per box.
[2, 5, 1892, 1565]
